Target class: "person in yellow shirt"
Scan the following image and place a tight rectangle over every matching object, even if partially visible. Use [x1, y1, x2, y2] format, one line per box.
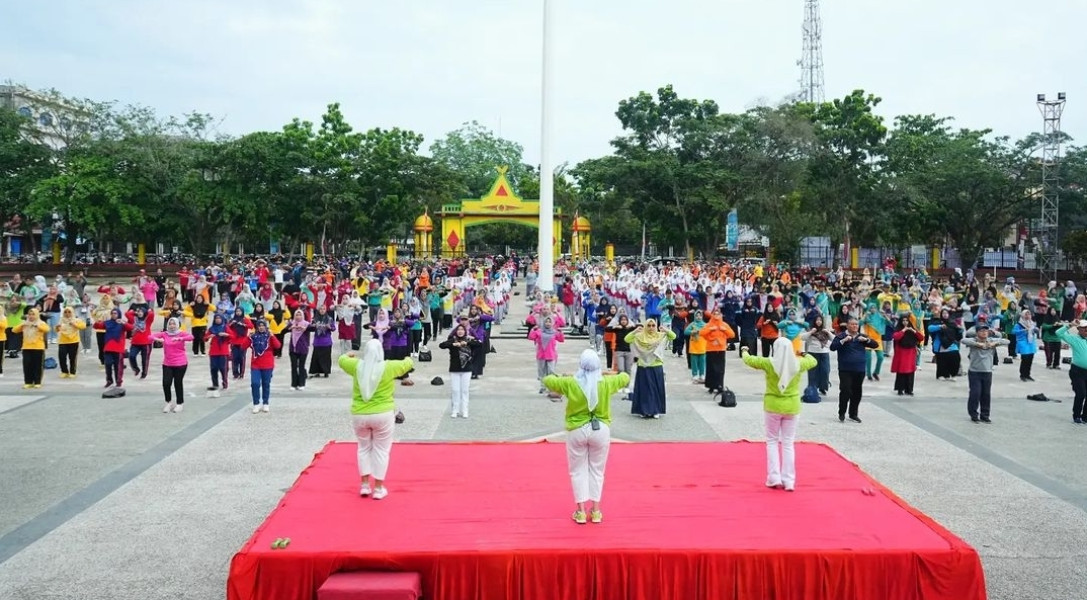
[266, 300, 290, 358]
[0, 305, 7, 377]
[55, 306, 86, 378]
[14, 308, 50, 388]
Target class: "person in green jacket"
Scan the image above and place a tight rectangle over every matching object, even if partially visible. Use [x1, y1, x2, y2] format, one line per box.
[1040, 307, 1065, 369]
[339, 339, 414, 500]
[543, 349, 629, 525]
[1056, 320, 1087, 424]
[741, 337, 817, 492]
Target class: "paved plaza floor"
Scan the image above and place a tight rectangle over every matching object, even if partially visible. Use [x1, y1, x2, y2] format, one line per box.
[1, 295, 1085, 599]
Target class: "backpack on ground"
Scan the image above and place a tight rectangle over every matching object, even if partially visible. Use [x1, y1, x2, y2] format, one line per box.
[43, 357, 58, 370]
[802, 385, 822, 404]
[418, 347, 432, 362]
[716, 388, 737, 408]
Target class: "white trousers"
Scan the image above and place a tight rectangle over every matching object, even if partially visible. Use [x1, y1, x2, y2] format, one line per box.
[352, 412, 395, 480]
[765, 412, 798, 488]
[566, 423, 611, 503]
[448, 371, 471, 417]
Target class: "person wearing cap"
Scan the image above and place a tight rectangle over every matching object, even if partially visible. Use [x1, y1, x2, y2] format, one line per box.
[542, 349, 630, 525]
[962, 322, 1009, 423]
[1056, 319, 1087, 424]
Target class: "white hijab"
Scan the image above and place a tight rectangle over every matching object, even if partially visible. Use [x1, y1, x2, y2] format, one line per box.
[574, 349, 603, 412]
[357, 339, 386, 402]
[770, 337, 799, 393]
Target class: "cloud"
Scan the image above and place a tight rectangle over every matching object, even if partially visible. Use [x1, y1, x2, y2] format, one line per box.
[2, 0, 1085, 166]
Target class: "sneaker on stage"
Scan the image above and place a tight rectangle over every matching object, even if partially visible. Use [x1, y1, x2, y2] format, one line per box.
[572, 510, 587, 524]
[372, 487, 388, 500]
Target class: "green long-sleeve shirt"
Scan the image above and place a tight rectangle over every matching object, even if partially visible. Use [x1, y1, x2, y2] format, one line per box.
[741, 351, 817, 415]
[543, 372, 630, 430]
[1056, 326, 1087, 369]
[338, 355, 415, 415]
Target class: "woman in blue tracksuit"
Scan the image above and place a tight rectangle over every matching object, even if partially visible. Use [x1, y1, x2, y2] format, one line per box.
[1012, 312, 1040, 382]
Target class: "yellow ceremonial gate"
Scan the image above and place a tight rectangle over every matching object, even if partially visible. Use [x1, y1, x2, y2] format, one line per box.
[412, 167, 591, 260]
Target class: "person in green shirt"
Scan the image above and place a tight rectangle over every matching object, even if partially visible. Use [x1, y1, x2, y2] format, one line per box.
[542, 349, 629, 525]
[741, 337, 817, 492]
[338, 339, 414, 500]
[1056, 320, 1087, 424]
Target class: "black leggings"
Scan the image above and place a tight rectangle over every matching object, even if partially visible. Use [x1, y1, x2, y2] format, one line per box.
[58, 343, 79, 375]
[22, 349, 44, 385]
[162, 364, 187, 404]
[191, 326, 207, 354]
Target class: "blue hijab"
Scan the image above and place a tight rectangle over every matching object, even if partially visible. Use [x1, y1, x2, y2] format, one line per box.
[103, 309, 126, 343]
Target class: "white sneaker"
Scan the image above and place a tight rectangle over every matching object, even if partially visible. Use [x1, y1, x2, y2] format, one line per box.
[251, 406, 261, 414]
[461, 413, 468, 419]
[173, 404, 183, 413]
[450, 412, 459, 418]
[359, 483, 372, 497]
[372, 487, 388, 500]
[261, 405, 269, 413]
[163, 402, 173, 413]
[290, 386, 297, 391]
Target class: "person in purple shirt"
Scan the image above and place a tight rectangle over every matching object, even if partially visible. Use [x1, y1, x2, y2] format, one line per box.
[465, 305, 494, 379]
[377, 307, 416, 386]
[308, 305, 335, 378]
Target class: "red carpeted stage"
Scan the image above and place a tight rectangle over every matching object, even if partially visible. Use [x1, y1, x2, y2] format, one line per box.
[227, 441, 986, 600]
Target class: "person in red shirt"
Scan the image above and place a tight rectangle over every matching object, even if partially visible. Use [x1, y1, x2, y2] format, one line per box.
[95, 308, 133, 388]
[204, 314, 232, 396]
[239, 320, 281, 413]
[227, 308, 254, 379]
[126, 306, 156, 379]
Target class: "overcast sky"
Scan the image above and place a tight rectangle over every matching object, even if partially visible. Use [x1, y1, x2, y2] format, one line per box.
[3, 0, 1085, 166]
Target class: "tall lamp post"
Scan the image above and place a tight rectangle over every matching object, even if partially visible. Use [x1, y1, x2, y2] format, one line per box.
[537, 0, 556, 291]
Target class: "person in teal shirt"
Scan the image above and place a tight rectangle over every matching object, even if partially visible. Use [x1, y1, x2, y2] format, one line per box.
[338, 339, 414, 500]
[1056, 321, 1087, 423]
[741, 338, 817, 492]
[543, 349, 629, 525]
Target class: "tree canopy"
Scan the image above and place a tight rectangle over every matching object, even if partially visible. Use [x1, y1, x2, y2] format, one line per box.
[1, 84, 1084, 266]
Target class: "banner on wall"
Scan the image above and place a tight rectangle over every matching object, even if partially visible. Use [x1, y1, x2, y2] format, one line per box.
[726, 209, 738, 251]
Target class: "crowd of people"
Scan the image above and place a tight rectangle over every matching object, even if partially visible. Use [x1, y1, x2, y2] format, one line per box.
[6, 255, 1087, 521]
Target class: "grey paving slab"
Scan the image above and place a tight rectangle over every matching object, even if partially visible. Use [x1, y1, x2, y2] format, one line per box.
[0, 394, 46, 415]
[0, 295, 1086, 600]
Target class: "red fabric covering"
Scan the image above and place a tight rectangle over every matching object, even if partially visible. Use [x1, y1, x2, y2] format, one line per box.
[228, 441, 986, 600]
[317, 572, 421, 600]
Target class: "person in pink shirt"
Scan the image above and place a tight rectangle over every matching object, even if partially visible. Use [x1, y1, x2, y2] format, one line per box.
[151, 318, 195, 413]
[529, 316, 565, 398]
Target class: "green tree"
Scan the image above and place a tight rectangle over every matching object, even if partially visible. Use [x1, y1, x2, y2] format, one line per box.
[883, 114, 1034, 269]
[0, 107, 56, 256]
[1061, 230, 1087, 273]
[429, 121, 531, 197]
[800, 90, 888, 247]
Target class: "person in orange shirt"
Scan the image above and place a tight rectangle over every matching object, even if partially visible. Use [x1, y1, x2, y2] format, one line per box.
[417, 268, 430, 291]
[700, 307, 735, 394]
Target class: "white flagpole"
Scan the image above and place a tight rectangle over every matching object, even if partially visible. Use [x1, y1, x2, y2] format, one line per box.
[537, 0, 555, 293]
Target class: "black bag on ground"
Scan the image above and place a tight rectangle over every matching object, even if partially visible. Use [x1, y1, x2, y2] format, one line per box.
[715, 388, 737, 408]
[418, 347, 432, 362]
[1003, 357, 1014, 364]
[102, 387, 126, 398]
